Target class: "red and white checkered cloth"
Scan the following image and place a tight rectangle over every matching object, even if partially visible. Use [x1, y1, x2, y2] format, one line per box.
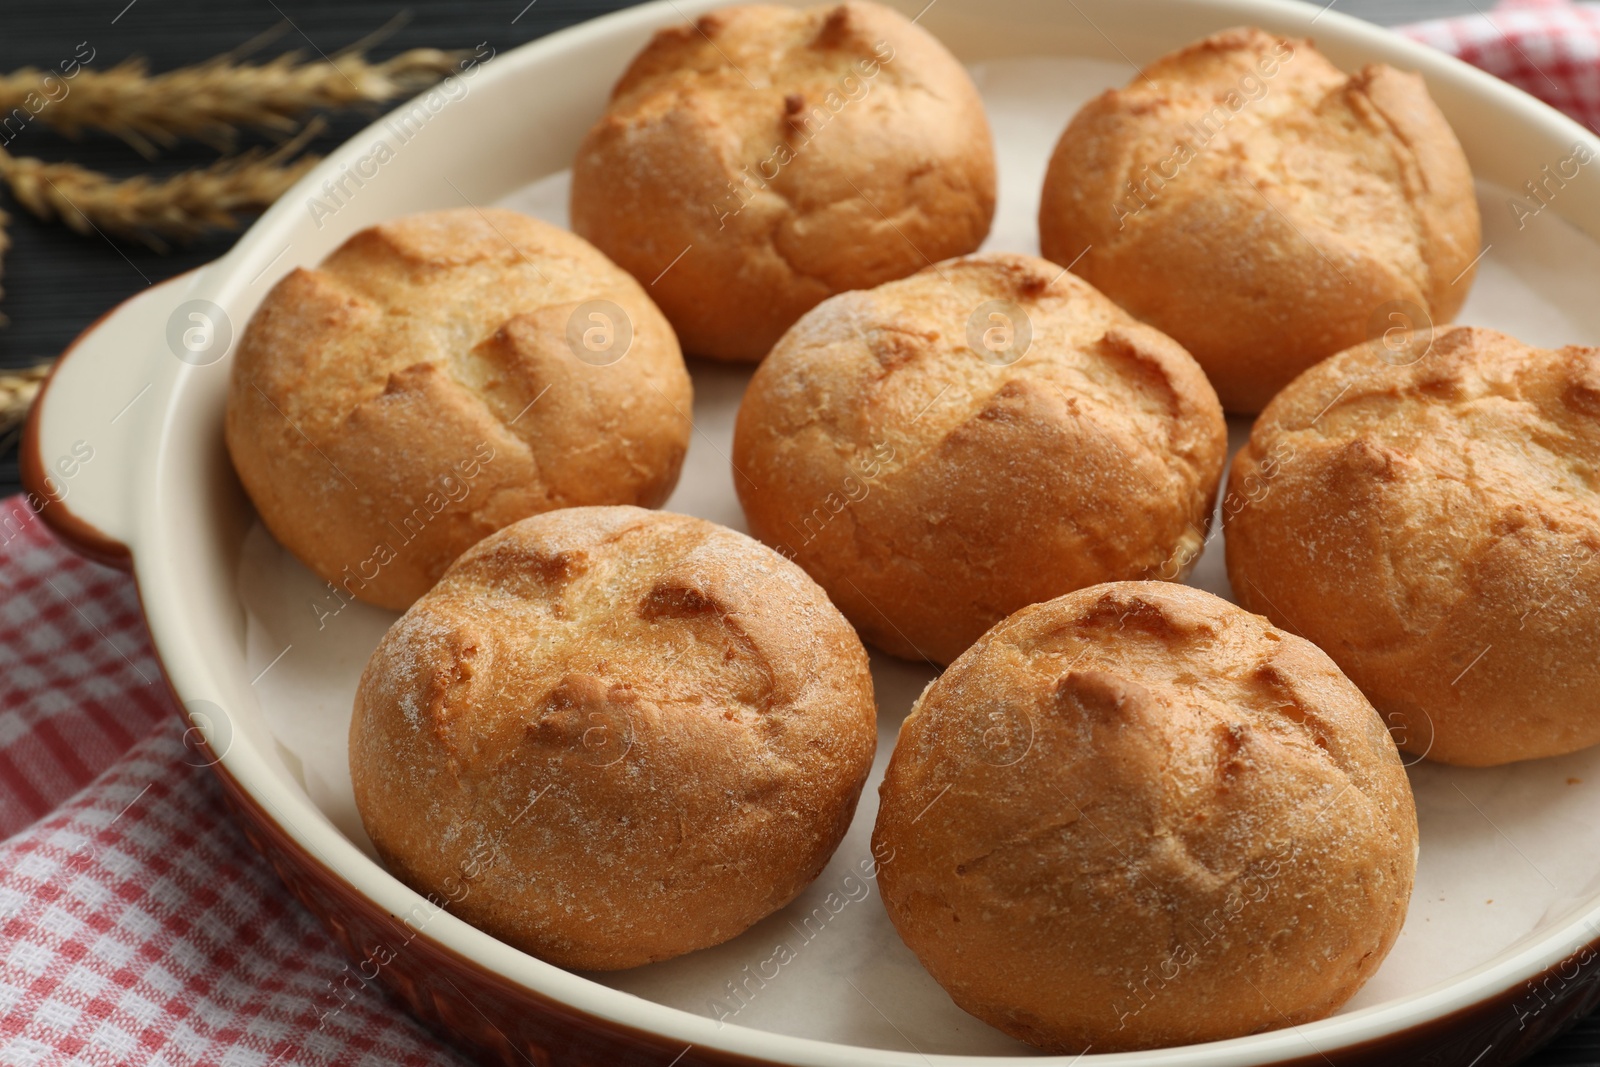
[1, 4, 1598, 1064]
[1403, 0, 1600, 134]
[0, 503, 469, 1066]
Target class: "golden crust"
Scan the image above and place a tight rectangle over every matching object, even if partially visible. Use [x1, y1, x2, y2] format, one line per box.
[732, 252, 1227, 665]
[872, 581, 1417, 1053]
[349, 506, 877, 970]
[225, 207, 693, 611]
[1039, 27, 1480, 413]
[1226, 326, 1600, 765]
[570, 1, 996, 362]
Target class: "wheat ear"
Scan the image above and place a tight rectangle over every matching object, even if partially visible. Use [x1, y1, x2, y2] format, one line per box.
[0, 48, 465, 156]
[0, 361, 49, 439]
[0, 208, 10, 322]
[0, 123, 322, 248]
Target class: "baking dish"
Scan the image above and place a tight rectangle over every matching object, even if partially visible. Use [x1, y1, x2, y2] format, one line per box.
[22, 0, 1600, 1062]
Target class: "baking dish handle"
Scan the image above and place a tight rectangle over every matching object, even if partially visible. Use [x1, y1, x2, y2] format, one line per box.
[18, 270, 207, 570]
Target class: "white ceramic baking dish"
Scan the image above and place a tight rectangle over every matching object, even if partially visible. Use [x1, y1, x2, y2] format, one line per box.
[23, 0, 1600, 1063]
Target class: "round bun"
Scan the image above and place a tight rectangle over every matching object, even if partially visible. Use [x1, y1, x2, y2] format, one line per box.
[732, 252, 1227, 665]
[225, 207, 692, 611]
[872, 581, 1417, 1053]
[1038, 27, 1480, 413]
[570, 1, 996, 362]
[349, 506, 877, 970]
[1226, 327, 1600, 766]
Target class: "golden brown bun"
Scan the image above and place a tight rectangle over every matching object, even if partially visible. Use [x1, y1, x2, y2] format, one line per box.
[570, 1, 996, 362]
[1226, 327, 1600, 766]
[349, 506, 877, 970]
[873, 581, 1417, 1053]
[225, 207, 692, 611]
[732, 252, 1227, 665]
[1039, 27, 1480, 413]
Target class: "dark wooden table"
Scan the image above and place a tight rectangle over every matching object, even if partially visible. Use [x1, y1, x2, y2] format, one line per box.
[6, 1, 1599, 1064]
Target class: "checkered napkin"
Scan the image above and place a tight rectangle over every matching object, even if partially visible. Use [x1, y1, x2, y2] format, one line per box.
[1403, 0, 1600, 134]
[2, 4, 1598, 1064]
[0, 505, 468, 1066]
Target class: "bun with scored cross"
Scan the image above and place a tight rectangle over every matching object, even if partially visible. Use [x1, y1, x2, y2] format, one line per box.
[226, 207, 692, 611]
[1039, 27, 1480, 412]
[733, 251, 1226, 665]
[873, 581, 1417, 1052]
[1226, 326, 1600, 766]
[571, 0, 996, 362]
[350, 505, 878, 970]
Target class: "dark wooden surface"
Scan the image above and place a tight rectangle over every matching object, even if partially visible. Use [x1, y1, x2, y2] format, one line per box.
[7, 1, 1600, 1064]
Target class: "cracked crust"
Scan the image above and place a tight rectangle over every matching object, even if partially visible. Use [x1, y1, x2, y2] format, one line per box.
[731, 252, 1227, 665]
[872, 581, 1417, 1053]
[349, 506, 877, 970]
[225, 207, 693, 610]
[1225, 327, 1600, 765]
[1038, 27, 1479, 412]
[570, 0, 996, 362]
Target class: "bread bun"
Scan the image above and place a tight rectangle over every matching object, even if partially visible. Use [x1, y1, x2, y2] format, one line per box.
[873, 581, 1417, 1053]
[732, 252, 1226, 665]
[349, 506, 877, 970]
[225, 207, 692, 611]
[571, 1, 996, 362]
[1039, 27, 1479, 413]
[1226, 326, 1600, 766]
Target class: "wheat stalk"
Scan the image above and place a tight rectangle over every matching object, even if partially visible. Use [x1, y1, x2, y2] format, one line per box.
[0, 361, 49, 439]
[0, 123, 321, 249]
[0, 39, 464, 438]
[0, 48, 465, 157]
[0, 207, 10, 322]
